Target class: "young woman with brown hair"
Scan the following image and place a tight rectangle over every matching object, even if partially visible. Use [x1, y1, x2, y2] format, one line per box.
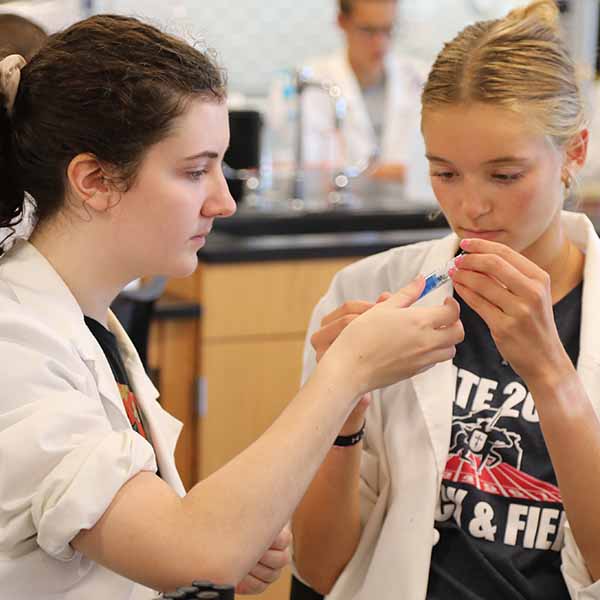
[0, 14, 463, 599]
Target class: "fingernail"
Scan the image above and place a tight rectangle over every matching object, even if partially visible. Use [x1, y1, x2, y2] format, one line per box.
[460, 239, 471, 250]
[454, 255, 464, 266]
[448, 267, 457, 277]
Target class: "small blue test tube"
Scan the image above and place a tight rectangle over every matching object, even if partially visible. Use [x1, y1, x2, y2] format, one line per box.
[417, 252, 465, 300]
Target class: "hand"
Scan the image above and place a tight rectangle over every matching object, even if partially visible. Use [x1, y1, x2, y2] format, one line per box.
[311, 292, 392, 363]
[449, 238, 573, 383]
[311, 293, 391, 433]
[235, 526, 292, 595]
[323, 277, 464, 396]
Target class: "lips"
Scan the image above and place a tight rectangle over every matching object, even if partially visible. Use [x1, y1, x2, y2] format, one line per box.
[460, 228, 504, 240]
[191, 229, 211, 239]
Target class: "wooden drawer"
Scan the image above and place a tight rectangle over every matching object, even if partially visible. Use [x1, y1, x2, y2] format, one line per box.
[199, 258, 355, 339]
[197, 336, 305, 479]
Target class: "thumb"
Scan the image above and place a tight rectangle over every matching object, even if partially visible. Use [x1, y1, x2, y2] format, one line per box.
[388, 276, 426, 308]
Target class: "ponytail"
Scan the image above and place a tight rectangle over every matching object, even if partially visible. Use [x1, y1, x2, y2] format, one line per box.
[505, 0, 560, 34]
[0, 94, 25, 253]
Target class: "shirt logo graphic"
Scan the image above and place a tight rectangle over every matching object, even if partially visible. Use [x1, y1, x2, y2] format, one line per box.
[445, 409, 561, 503]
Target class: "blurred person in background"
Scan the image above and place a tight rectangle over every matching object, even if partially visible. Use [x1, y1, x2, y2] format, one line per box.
[0, 13, 47, 60]
[299, 0, 425, 181]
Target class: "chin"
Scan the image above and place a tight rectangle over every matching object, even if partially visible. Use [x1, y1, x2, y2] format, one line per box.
[167, 254, 199, 279]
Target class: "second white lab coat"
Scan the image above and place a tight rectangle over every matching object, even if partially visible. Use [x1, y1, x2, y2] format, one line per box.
[0, 240, 185, 600]
[301, 49, 426, 169]
[301, 211, 600, 599]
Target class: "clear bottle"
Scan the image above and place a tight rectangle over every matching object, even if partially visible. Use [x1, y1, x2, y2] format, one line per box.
[418, 252, 466, 300]
[267, 69, 298, 189]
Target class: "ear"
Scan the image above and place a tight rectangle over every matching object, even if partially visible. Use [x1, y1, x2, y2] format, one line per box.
[66, 153, 116, 212]
[564, 128, 589, 174]
[337, 12, 350, 33]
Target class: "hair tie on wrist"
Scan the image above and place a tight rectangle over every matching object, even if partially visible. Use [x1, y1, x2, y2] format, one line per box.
[0, 54, 26, 117]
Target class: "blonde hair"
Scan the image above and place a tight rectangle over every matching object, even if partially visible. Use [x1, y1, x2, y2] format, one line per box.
[422, 0, 585, 147]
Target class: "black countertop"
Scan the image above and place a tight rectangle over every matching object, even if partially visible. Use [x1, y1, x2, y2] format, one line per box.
[200, 181, 449, 263]
[198, 228, 451, 263]
[197, 176, 600, 264]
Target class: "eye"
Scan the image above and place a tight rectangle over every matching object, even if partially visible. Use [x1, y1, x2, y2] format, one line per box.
[492, 172, 524, 184]
[187, 169, 208, 181]
[431, 171, 457, 182]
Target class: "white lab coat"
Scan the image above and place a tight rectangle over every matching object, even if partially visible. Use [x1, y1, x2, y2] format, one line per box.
[300, 49, 426, 169]
[301, 211, 600, 599]
[0, 240, 185, 600]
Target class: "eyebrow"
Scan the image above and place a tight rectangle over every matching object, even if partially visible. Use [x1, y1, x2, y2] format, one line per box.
[426, 154, 530, 165]
[182, 151, 219, 161]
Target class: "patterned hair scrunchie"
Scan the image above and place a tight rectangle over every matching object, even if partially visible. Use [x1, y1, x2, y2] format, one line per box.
[0, 54, 26, 116]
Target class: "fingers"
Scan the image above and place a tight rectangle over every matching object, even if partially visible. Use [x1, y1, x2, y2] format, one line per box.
[235, 529, 292, 595]
[312, 295, 392, 360]
[257, 547, 291, 571]
[435, 317, 465, 348]
[425, 297, 461, 329]
[311, 314, 360, 361]
[270, 525, 292, 551]
[451, 267, 514, 312]
[460, 238, 545, 282]
[320, 300, 374, 327]
[453, 281, 499, 329]
[235, 573, 272, 595]
[387, 276, 426, 308]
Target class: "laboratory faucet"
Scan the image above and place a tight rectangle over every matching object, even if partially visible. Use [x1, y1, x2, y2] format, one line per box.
[291, 67, 348, 200]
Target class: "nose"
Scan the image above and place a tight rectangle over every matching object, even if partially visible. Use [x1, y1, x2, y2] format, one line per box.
[460, 179, 491, 222]
[202, 169, 237, 218]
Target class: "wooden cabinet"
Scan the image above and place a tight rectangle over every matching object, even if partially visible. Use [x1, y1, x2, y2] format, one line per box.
[159, 256, 355, 600]
[148, 304, 199, 491]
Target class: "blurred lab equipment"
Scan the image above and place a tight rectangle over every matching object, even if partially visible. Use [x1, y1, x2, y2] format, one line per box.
[223, 109, 262, 203]
[290, 67, 348, 200]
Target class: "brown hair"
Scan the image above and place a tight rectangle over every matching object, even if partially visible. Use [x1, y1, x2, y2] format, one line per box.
[339, 0, 397, 16]
[0, 14, 47, 61]
[0, 14, 226, 248]
[422, 0, 584, 146]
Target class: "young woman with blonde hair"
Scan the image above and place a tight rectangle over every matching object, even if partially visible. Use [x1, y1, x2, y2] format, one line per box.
[293, 1, 600, 598]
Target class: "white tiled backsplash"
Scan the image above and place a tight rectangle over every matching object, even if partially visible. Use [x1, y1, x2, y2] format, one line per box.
[100, 0, 534, 96]
[4, 1, 597, 97]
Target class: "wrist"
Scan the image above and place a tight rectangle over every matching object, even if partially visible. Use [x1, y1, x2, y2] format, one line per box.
[339, 403, 368, 436]
[525, 351, 577, 393]
[334, 420, 366, 447]
[316, 349, 364, 408]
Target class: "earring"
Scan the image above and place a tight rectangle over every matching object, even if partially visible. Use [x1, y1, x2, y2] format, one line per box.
[561, 170, 572, 191]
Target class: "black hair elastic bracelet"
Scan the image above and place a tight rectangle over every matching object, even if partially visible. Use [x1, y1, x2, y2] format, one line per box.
[333, 421, 366, 447]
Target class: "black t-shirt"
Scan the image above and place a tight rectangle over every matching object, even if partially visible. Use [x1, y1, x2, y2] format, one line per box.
[426, 282, 583, 600]
[85, 316, 152, 443]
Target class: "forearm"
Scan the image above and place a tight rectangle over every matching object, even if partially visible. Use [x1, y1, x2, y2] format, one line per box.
[75, 356, 361, 591]
[292, 440, 362, 595]
[181, 359, 363, 583]
[529, 367, 600, 580]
